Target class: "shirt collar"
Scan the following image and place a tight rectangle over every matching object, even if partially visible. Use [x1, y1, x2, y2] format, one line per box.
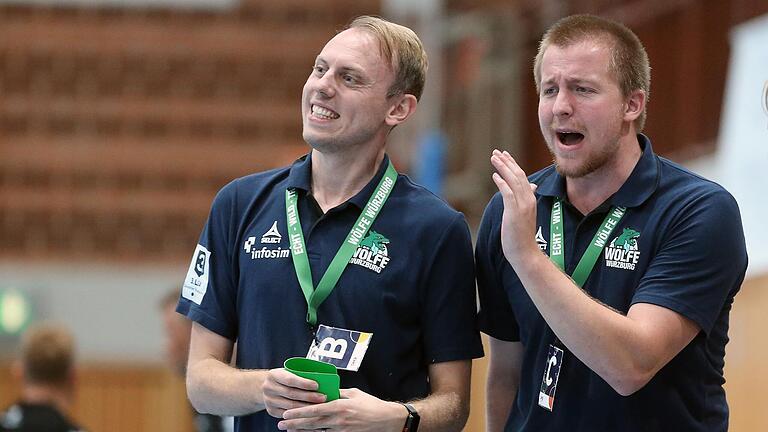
[285, 152, 393, 210]
[534, 134, 659, 209]
[285, 153, 313, 191]
[609, 134, 659, 208]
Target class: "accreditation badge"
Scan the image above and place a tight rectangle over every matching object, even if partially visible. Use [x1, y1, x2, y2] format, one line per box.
[538, 344, 564, 411]
[306, 324, 373, 372]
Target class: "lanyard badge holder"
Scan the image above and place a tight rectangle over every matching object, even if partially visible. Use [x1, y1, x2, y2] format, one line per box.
[538, 199, 626, 411]
[285, 161, 397, 371]
[306, 324, 372, 371]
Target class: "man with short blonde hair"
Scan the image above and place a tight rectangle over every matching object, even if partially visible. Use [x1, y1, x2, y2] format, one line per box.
[533, 14, 651, 131]
[478, 14, 746, 431]
[179, 15, 482, 432]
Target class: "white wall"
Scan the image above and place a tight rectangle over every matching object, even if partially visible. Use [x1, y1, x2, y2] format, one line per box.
[0, 262, 185, 362]
[685, 13, 768, 277]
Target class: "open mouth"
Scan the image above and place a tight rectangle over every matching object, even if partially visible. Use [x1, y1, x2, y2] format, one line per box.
[311, 104, 340, 120]
[556, 131, 584, 146]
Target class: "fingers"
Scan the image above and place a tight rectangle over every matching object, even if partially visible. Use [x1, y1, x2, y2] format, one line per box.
[491, 150, 528, 195]
[282, 419, 332, 432]
[491, 172, 516, 208]
[279, 416, 333, 431]
[491, 149, 536, 207]
[279, 402, 336, 431]
[271, 368, 320, 391]
[263, 369, 326, 418]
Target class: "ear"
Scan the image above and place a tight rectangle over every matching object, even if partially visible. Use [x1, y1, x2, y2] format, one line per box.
[385, 94, 418, 127]
[623, 89, 645, 123]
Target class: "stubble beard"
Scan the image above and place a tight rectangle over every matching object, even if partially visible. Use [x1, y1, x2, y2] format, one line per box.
[548, 111, 625, 179]
[547, 128, 623, 179]
[550, 140, 618, 178]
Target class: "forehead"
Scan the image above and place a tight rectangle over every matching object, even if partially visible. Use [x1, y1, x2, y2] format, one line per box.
[318, 28, 386, 68]
[540, 40, 612, 81]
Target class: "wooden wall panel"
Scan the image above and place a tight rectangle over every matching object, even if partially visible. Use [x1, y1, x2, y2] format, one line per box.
[0, 0, 381, 264]
[724, 273, 768, 432]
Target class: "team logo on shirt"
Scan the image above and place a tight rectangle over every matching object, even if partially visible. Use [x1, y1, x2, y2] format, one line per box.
[261, 221, 282, 244]
[349, 230, 391, 274]
[604, 228, 641, 270]
[535, 226, 547, 251]
[243, 222, 290, 260]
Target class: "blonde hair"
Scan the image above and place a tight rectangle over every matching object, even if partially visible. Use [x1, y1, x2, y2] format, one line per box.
[347, 15, 428, 101]
[534, 14, 651, 131]
[20, 323, 74, 385]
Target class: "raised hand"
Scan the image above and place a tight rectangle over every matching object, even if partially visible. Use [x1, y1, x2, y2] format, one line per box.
[490, 149, 539, 267]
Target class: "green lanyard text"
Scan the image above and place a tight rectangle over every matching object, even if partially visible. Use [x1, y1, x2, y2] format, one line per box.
[286, 161, 398, 325]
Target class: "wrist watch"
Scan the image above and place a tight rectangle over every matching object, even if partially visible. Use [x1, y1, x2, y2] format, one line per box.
[400, 403, 420, 432]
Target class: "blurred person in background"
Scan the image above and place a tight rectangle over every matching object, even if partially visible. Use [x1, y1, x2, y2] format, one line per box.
[161, 289, 232, 432]
[176, 14, 482, 432]
[0, 323, 86, 432]
[477, 14, 747, 431]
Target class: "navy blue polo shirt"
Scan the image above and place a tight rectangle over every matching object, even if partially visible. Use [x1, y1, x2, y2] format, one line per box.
[178, 153, 484, 431]
[476, 135, 747, 431]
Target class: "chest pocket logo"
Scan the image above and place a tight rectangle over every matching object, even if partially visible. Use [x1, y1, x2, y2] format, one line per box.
[349, 230, 391, 274]
[243, 221, 290, 260]
[604, 228, 641, 270]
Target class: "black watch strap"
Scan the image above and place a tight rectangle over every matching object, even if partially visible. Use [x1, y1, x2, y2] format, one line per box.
[400, 403, 420, 432]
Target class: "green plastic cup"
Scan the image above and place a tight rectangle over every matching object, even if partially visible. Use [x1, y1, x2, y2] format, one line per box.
[283, 357, 340, 402]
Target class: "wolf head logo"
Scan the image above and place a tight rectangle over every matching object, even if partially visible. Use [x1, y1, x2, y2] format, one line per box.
[360, 230, 390, 256]
[614, 228, 640, 251]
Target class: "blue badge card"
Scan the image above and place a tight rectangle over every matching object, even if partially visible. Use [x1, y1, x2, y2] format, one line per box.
[538, 344, 564, 411]
[306, 324, 373, 371]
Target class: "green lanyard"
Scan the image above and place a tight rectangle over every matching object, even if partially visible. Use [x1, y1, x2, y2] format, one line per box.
[286, 161, 398, 326]
[550, 198, 626, 287]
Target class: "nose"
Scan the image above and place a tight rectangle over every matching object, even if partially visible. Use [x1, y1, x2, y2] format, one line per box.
[314, 70, 336, 98]
[552, 90, 572, 118]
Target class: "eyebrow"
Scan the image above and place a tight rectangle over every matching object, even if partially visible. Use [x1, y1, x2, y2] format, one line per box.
[314, 56, 369, 81]
[541, 76, 600, 87]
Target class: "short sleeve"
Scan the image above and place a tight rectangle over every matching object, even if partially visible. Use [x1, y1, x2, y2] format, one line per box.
[420, 213, 485, 363]
[176, 180, 241, 340]
[632, 189, 747, 334]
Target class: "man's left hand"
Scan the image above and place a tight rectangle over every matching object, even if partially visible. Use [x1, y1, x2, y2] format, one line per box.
[277, 387, 407, 432]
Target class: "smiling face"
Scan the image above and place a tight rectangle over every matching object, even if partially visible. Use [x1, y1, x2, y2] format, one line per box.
[301, 28, 399, 155]
[538, 39, 638, 178]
